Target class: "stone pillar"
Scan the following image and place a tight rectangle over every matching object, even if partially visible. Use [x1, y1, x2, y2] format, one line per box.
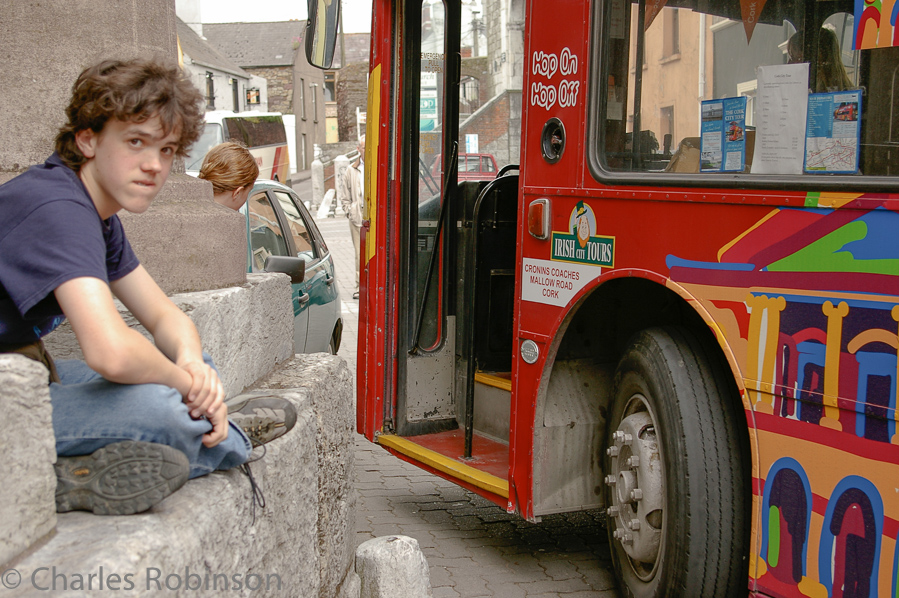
[334, 154, 350, 217]
[312, 157, 325, 210]
[0, 0, 246, 294]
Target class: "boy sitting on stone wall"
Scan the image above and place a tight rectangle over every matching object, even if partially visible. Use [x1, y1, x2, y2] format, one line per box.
[0, 58, 295, 515]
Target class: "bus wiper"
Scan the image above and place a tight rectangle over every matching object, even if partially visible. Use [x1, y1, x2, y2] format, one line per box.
[410, 141, 458, 355]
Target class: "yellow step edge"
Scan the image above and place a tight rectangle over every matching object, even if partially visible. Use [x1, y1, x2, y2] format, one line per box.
[474, 372, 512, 392]
[377, 434, 509, 499]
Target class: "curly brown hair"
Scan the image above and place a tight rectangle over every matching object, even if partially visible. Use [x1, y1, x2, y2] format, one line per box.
[55, 58, 205, 171]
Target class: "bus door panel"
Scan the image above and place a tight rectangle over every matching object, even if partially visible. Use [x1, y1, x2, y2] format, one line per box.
[395, 0, 461, 437]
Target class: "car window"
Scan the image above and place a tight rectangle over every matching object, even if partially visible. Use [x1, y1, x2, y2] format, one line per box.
[482, 156, 495, 172]
[247, 192, 289, 271]
[272, 190, 317, 263]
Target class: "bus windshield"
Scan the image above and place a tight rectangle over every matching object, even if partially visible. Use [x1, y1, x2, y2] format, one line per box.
[185, 123, 224, 171]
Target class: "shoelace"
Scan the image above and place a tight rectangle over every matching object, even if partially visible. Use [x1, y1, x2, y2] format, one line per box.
[239, 442, 267, 524]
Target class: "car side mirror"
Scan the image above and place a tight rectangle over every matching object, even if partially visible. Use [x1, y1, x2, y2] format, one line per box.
[264, 255, 306, 284]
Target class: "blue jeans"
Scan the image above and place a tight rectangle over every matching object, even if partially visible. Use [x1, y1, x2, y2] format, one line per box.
[50, 355, 252, 479]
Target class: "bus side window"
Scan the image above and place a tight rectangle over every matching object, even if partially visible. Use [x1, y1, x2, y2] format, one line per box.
[595, 2, 897, 181]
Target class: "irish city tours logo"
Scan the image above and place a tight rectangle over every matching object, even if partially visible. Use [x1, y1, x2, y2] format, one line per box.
[551, 201, 614, 267]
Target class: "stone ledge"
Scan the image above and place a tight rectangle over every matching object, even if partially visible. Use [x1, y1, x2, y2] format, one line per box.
[4, 353, 356, 598]
[43, 273, 295, 398]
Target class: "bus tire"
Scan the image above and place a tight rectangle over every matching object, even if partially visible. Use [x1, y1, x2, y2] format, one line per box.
[603, 326, 749, 598]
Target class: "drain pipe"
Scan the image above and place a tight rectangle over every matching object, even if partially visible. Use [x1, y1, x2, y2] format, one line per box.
[698, 13, 706, 101]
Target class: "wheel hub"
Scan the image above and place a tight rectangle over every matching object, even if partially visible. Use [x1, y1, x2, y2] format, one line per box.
[605, 408, 663, 569]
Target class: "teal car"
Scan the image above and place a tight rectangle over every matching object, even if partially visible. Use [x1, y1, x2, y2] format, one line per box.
[241, 180, 342, 354]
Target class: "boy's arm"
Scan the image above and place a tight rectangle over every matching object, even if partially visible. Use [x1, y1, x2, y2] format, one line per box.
[54, 269, 228, 447]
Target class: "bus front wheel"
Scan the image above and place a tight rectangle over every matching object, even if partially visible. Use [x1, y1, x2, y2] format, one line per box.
[603, 326, 748, 598]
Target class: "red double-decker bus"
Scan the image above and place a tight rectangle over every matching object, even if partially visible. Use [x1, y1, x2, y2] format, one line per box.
[305, 0, 899, 596]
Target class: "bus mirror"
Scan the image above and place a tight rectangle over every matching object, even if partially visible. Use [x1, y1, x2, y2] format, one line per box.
[305, 0, 341, 69]
[264, 255, 306, 284]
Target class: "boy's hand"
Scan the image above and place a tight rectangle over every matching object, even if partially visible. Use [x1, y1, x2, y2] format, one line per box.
[181, 361, 225, 419]
[202, 403, 230, 448]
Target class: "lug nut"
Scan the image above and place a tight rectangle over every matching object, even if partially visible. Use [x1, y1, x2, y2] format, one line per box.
[630, 489, 643, 501]
[606, 446, 619, 457]
[622, 533, 634, 545]
[612, 529, 621, 539]
[628, 519, 641, 531]
[607, 506, 619, 517]
[626, 456, 640, 468]
[605, 475, 616, 486]
[612, 431, 624, 443]
[622, 433, 633, 446]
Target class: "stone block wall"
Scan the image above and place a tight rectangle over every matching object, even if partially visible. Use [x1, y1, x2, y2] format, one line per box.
[247, 66, 295, 114]
[336, 62, 370, 142]
[43, 274, 293, 398]
[0, 0, 247, 295]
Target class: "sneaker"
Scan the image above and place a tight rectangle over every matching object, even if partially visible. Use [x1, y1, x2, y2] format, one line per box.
[55, 441, 189, 515]
[227, 394, 297, 447]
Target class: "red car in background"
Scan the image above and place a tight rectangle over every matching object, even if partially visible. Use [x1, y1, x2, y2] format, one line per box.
[453, 153, 498, 180]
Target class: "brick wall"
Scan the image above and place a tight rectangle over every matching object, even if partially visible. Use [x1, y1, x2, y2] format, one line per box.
[461, 90, 522, 166]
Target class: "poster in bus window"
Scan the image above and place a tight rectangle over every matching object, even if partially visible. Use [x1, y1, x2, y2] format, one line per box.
[420, 71, 439, 132]
[700, 97, 747, 172]
[803, 90, 861, 174]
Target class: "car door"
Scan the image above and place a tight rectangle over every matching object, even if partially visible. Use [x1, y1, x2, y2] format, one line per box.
[245, 189, 310, 353]
[270, 188, 338, 353]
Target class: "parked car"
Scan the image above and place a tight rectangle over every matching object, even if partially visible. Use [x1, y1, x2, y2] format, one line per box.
[241, 180, 342, 354]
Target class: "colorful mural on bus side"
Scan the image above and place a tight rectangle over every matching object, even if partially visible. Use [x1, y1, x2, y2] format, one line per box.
[666, 192, 899, 598]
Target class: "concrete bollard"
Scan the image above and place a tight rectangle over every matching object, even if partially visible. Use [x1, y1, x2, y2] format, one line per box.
[356, 535, 433, 598]
[312, 158, 324, 210]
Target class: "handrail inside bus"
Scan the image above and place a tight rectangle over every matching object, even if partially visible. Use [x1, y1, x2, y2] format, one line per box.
[462, 165, 519, 459]
[410, 141, 459, 355]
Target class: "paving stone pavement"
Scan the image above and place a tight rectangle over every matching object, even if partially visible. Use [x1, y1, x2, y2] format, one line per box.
[309, 195, 622, 598]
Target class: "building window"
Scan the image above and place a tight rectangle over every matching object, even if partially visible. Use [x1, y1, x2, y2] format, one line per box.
[663, 8, 680, 57]
[737, 80, 757, 127]
[324, 72, 336, 102]
[231, 79, 240, 112]
[660, 106, 675, 154]
[300, 78, 306, 120]
[205, 72, 215, 110]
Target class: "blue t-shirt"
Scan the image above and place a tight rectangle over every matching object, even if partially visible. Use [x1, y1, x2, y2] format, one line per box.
[0, 153, 139, 345]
